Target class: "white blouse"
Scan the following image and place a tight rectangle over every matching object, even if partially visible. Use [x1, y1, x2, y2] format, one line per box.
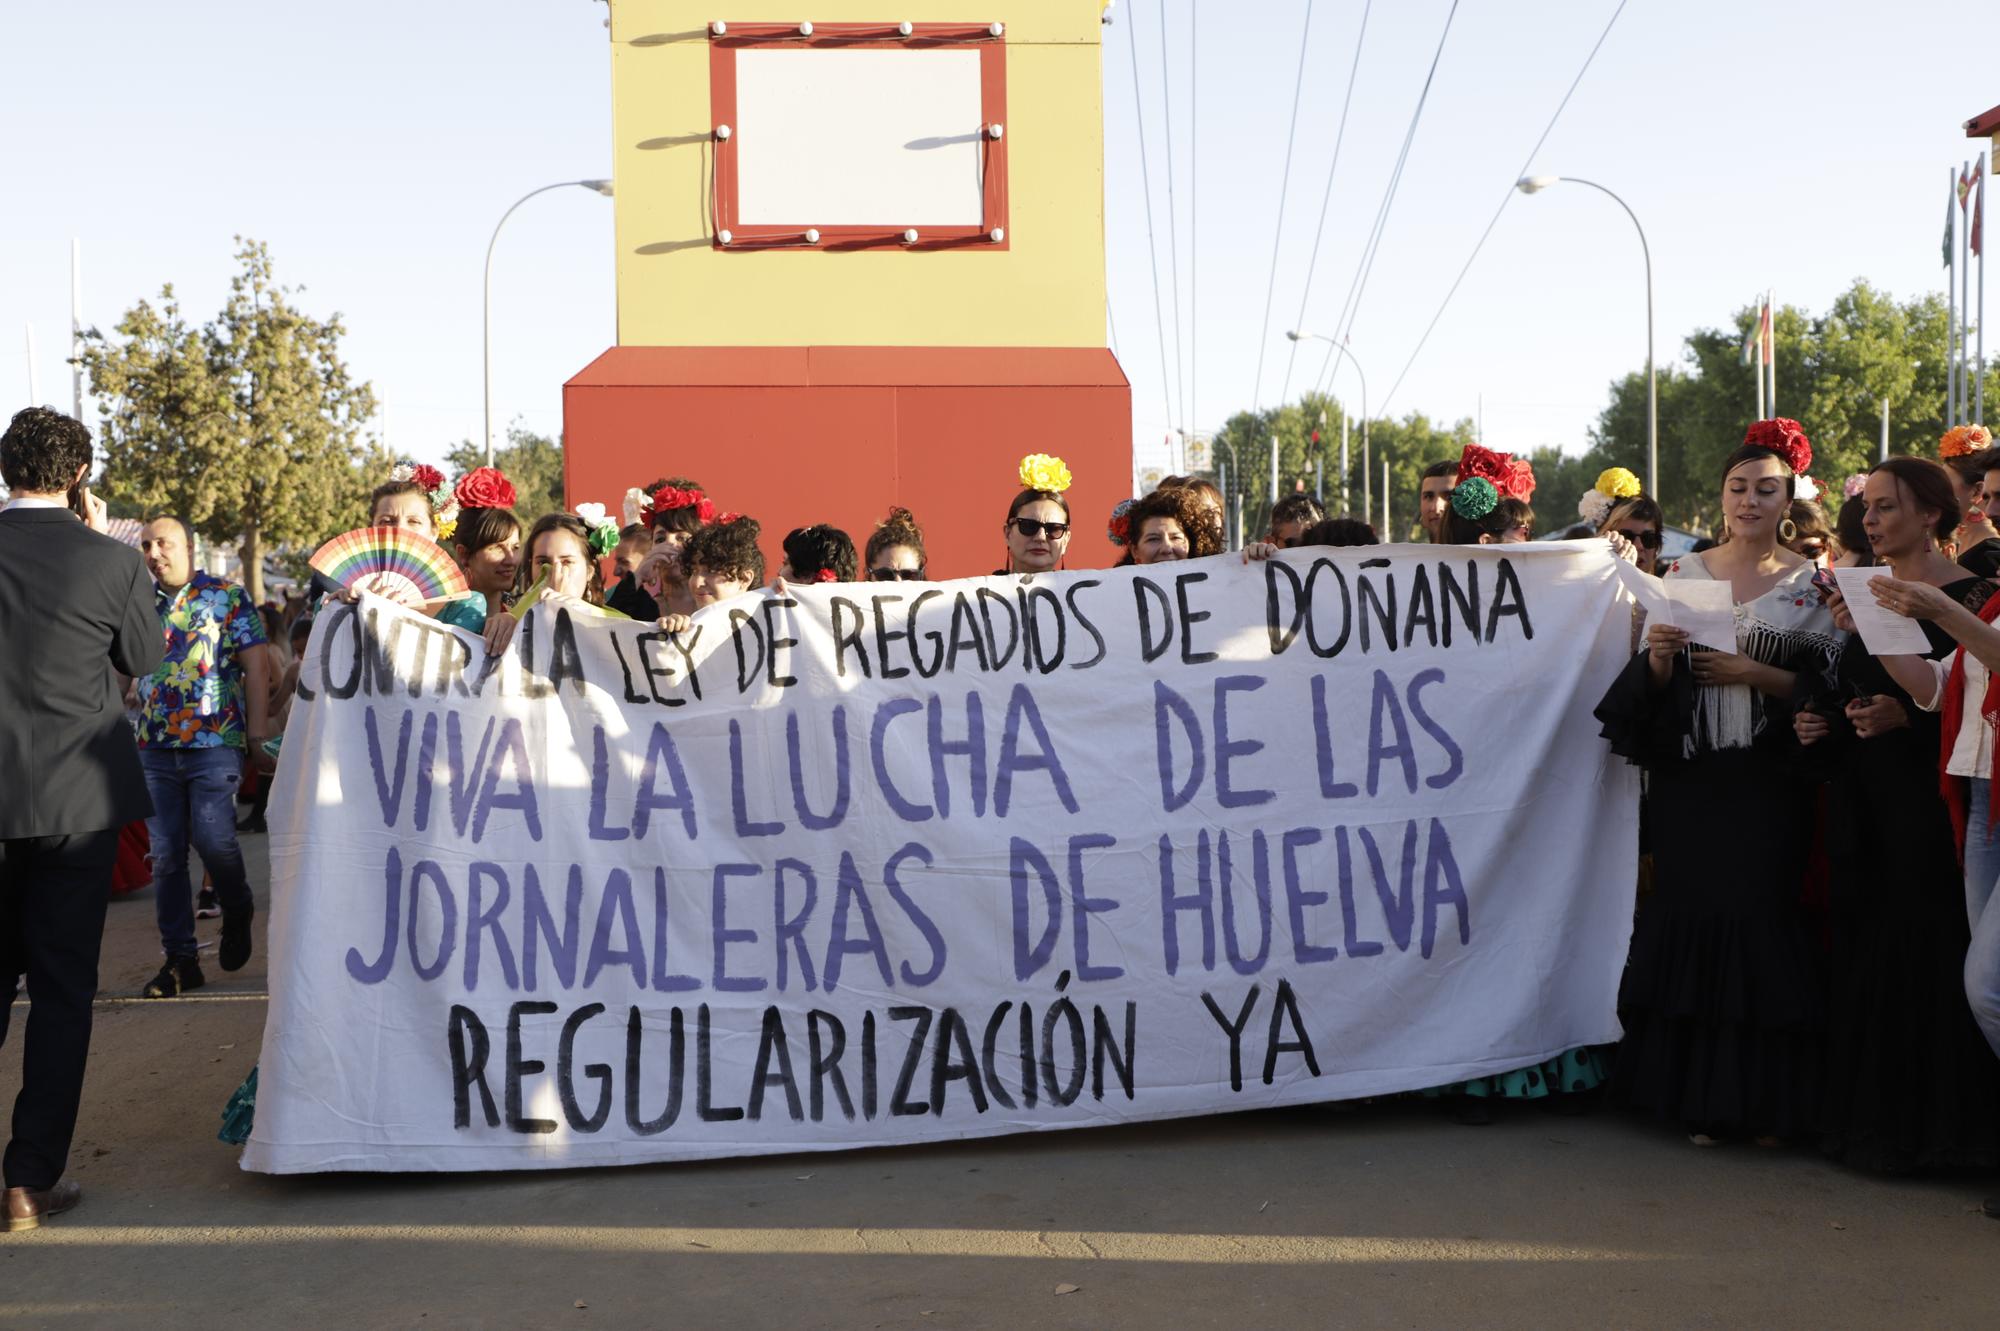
[1914, 652, 1995, 779]
[1662, 554, 1842, 754]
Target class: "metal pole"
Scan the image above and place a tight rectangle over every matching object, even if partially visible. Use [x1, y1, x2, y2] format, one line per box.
[1381, 455, 1390, 541]
[484, 180, 611, 466]
[1755, 296, 1766, 421]
[1767, 287, 1776, 418]
[1268, 434, 1278, 505]
[1951, 167, 1962, 428]
[1980, 154, 1988, 425]
[1315, 456, 1322, 504]
[1340, 411, 1350, 513]
[69, 239, 83, 422]
[1964, 164, 1975, 424]
[1880, 396, 1890, 463]
[1545, 178, 1656, 496]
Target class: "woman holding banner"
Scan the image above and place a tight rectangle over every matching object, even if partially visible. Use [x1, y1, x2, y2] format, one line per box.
[1596, 421, 1839, 1147]
[1801, 459, 2000, 1174]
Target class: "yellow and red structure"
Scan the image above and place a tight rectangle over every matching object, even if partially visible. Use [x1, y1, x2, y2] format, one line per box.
[564, 1, 1131, 576]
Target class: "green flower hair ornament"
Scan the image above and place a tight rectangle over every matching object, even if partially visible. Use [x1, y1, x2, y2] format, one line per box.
[1450, 476, 1499, 520]
[574, 502, 622, 558]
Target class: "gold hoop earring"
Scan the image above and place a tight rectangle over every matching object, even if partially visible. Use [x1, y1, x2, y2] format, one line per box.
[1778, 517, 1798, 544]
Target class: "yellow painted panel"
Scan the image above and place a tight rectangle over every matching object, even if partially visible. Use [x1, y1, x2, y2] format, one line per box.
[608, 0, 1107, 348]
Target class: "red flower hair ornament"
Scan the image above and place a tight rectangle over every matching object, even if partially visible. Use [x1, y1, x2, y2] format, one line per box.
[813, 568, 838, 584]
[1742, 418, 1813, 476]
[451, 466, 517, 511]
[642, 485, 716, 526]
[1456, 443, 1535, 502]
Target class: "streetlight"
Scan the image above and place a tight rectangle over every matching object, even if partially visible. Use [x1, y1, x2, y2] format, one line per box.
[1516, 174, 1656, 498]
[484, 179, 614, 465]
[1288, 330, 1368, 524]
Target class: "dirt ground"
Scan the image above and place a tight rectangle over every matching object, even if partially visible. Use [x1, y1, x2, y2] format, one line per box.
[2, 833, 1995, 1330]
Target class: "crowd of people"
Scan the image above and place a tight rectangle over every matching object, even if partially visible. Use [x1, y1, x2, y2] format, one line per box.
[4, 400, 2000, 1232]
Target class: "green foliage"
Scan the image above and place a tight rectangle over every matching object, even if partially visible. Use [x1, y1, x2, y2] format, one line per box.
[81, 239, 381, 602]
[445, 427, 566, 526]
[1593, 279, 1993, 531]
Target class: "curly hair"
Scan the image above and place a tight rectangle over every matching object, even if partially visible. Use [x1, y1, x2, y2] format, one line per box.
[865, 506, 927, 569]
[1270, 493, 1326, 532]
[520, 513, 606, 606]
[1128, 484, 1223, 560]
[1, 407, 92, 494]
[782, 523, 858, 582]
[684, 515, 766, 587]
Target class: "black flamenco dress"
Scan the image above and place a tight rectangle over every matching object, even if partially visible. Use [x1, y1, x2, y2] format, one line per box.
[1806, 576, 2000, 1173]
[1595, 558, 1839, 1139]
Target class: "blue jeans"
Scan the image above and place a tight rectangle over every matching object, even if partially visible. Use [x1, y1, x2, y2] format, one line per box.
[1962, 780, 2000, 1058]
[140, 747, 253, 960]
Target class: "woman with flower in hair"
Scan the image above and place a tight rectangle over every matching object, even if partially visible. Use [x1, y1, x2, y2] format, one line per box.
[780, 524, 858, 584]
[1000, 454, 1074, 575]
[428, 468, 522, 643]
[1791, 456, 2000, 1174]
[482, 508, 632, 655]
[1596, 418, 1841, 1148]
[866, 507, 927, 582]
[1582, 467, 1665, 576]
[680, 516, 766, 607]
[371, 464, 451, 539]
[1940, 428, 2000, 575]
[640, 478, 715, 556]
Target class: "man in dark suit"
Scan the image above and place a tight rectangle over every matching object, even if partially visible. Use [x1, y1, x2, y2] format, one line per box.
[0, 407, 162, 1232]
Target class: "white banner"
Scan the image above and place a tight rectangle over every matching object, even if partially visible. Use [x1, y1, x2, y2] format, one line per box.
[243, 545, 1642, 1174]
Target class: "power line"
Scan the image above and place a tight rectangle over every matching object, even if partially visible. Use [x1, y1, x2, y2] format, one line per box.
[1189, 0, 1198, 442]
[1275, 0, 1372, 409]
[1159, 0, 1187, 437]
[1323, 0, 1460, 368]
[1122, 4, 1176, 435]
[1378, 0, 1632, 415]
[1249, 0, 1318, 417]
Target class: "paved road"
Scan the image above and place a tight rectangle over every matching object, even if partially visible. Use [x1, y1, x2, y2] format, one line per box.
[2, 833, 1994, 1329]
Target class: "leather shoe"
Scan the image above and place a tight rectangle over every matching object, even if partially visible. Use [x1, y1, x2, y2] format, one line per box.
[5, 1181, 82, 1232]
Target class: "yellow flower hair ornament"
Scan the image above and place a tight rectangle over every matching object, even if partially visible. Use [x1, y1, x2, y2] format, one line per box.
[1595, 467, 1642, 500]
[1018, 453, 1073, 494]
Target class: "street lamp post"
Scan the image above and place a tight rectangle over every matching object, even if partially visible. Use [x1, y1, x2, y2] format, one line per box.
[1517, 174, 1656, 499]
[484, 179, 614, 466]
[1288, 330, 1368, 525]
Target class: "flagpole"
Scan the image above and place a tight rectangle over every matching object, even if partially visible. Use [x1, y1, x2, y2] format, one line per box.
[1978, 153, 1987, 426]
[1951, 167, 1962, 428]
[1963, 161, 1975, 424]
[69, 238, 84, 422]
[1382, 456, 1390, 541]
[1755, 297, 1766, 420]
[1767, 288, 1777, 417]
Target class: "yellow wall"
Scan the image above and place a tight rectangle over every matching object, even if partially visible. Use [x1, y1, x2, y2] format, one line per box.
[607, 1, 1107, 348]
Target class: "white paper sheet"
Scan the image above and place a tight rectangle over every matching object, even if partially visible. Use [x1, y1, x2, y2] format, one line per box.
[1659, 578, 1739, 655]
[1832, 565, 1933, 656]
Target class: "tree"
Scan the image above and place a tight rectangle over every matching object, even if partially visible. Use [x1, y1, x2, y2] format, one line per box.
[1592, 279, 1986, 532]
[445, 427, 566, 526]
[82, 239, 380, 603]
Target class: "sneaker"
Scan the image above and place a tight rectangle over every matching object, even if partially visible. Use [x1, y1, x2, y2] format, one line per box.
[195, 889, 221, 920]
[141, 957, 206, 999]
[220, 903, 255, 973]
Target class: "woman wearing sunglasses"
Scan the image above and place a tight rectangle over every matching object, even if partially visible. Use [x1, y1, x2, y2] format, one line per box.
[865, 507, 927, 582]
[1597, 493, 1666, 576]
[1000, 454, 1075, 575]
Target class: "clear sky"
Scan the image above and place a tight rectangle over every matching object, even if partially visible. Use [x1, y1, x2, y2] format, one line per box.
[3, 0, 1995, 484]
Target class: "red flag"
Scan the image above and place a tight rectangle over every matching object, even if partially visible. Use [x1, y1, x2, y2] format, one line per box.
[1311, 429, 1321, 444]
[1960, 163, 1976, 210]
[1976, 157, 1987, 258]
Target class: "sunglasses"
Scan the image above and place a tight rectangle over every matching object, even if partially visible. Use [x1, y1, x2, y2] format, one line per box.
[1619, 529, 1663, 550]
[1009, 518, 1071, 540]
[868, 567, 925, 582]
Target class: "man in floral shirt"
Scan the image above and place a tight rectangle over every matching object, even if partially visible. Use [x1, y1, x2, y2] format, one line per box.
[133, 517, 271, 998]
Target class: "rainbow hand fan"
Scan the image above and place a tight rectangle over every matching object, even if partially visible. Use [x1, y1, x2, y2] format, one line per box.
[309, 526, 468, 602]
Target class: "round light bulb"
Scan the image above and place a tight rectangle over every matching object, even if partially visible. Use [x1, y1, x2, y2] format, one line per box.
[804, 228, 821, 244]
[989, 21, 1004, 36]
[710, 19, 727, 34]
[717, 229, 733, 245]
[988, 227, 1005, 243]
[898, 20, 913, 35]
[714, 124, 732, 140]
[799, 20, 814, 35]
[987, 123, 1004, 140]
[902, 228, 920, 244]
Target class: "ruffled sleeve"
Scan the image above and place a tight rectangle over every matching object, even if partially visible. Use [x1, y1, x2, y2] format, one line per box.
[1594, 648, 1694, 767]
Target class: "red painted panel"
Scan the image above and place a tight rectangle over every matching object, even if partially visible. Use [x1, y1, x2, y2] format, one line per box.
[808, 346, 1126, 387]
[563, 346, 1133, 580]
